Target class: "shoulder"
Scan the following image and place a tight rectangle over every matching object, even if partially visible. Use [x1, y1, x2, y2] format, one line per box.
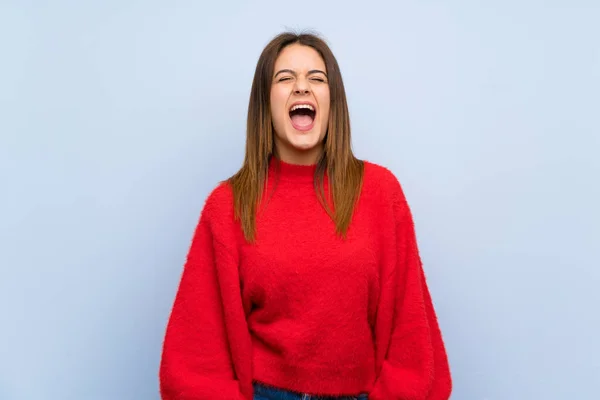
[362, 160, 406, 201]
[194, 180, 241, 248]
[361, 160, 413, 222]
[200, 180, 235, 223]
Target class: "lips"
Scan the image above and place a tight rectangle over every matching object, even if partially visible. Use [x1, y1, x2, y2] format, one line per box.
[288, 101, 316, 132]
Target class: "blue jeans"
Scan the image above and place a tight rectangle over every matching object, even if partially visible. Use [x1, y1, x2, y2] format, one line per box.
[253, 382, 368, 400]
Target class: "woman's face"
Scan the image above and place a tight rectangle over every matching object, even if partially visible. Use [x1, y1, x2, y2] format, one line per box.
[270, 43, 330, 165]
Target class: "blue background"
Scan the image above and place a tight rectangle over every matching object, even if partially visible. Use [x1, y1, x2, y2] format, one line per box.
[1, 1, 598, 399]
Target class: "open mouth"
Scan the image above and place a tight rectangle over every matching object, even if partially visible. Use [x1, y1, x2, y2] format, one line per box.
[289, 103, 316, 131]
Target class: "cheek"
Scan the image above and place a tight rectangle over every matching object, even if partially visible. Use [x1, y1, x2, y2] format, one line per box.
[270, 91, 289, 134]
[318, 91, 331, 123]
[321, 100, 330, 125]
[271, 88, 288, 111]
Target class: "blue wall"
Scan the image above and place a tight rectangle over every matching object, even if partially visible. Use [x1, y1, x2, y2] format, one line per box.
[1, 1, 598, 399]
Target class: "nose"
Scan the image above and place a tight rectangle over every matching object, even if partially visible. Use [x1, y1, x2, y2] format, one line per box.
[293, 78, 310, 95]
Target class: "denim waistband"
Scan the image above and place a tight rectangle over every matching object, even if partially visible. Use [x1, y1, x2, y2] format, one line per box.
[253, 382, 368, 400]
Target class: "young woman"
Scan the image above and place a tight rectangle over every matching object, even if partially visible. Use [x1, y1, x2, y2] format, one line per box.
[159, 32, 452, 400]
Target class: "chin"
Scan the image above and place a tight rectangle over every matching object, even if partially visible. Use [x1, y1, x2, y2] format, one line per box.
[287, 129, 323, 150]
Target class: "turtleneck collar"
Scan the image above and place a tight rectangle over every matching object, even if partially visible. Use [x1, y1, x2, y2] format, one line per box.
[268, 156, 317, 183]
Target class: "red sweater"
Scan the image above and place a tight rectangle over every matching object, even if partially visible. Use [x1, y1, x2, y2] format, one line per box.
[159, 158, 452, 400]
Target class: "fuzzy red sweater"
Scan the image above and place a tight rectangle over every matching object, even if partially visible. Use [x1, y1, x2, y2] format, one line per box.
[159, 158, 452, 400]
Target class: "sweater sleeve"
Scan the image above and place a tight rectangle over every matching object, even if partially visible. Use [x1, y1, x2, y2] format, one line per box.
[369, 179, 452, 400]
[159, 191, 246, 400]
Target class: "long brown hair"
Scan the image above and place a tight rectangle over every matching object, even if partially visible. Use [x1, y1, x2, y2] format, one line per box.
[228, 31, 364, 243]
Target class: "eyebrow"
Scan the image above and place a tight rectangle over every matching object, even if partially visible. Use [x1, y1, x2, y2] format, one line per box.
[274, 69, 328, 78]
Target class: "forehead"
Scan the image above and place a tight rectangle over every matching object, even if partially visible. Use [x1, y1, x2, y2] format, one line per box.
[274, 43, 326, 72]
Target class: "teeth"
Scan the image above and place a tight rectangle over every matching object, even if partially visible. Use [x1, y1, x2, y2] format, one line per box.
[290, 104, 315, 112]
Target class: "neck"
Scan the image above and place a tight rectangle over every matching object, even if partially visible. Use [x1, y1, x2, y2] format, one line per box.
[273, 140, 323, 166]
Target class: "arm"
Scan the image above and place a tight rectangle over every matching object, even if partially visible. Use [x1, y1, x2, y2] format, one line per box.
[159, 199, 246, 400]
[369, 182, 452, 400]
